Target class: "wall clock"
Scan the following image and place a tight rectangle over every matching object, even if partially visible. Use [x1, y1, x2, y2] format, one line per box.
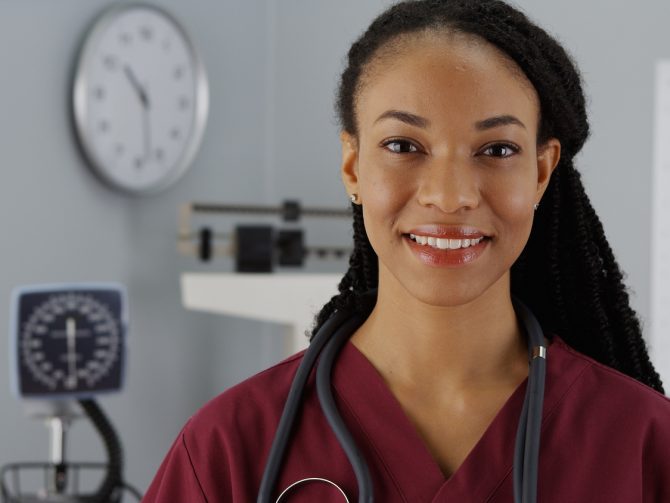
[72, 3, 209, 195]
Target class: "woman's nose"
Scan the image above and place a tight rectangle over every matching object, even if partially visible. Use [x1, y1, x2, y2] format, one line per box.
[416, 155, 480, 213]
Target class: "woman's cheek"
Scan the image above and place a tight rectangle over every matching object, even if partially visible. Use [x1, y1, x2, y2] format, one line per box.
[486, 179, 536, 249]
[359, 171, 410, 249]
[361, 163, 412, 209]
[488, 168, 535, 214]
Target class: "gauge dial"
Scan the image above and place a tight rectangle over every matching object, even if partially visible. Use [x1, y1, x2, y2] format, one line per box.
[11, 285, 127, 398]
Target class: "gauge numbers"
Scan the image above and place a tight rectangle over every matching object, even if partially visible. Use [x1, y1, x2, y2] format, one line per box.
[13, 286, 126, 398]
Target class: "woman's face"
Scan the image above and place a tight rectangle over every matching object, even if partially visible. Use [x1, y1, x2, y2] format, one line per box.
[341, 32, 561, 307]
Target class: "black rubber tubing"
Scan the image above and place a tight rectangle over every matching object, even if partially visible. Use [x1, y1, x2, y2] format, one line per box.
[257, 308, 352, 503]
[316, 314, 372, 503]
[511, 295, 548, 503]
[78, 398, 123, 503]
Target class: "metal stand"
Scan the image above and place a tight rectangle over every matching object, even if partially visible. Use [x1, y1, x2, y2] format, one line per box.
[1, 401, 121, 503]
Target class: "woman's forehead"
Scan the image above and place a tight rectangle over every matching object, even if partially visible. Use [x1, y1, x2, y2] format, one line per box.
[355, 31, 540, 132]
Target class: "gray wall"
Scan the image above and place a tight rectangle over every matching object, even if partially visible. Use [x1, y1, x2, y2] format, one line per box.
[1, 0, 668, 497]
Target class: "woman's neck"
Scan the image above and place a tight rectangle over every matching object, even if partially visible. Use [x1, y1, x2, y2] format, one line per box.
[350, 267, 531, 395]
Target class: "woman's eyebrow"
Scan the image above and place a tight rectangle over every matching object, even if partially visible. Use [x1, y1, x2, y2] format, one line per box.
[374, 110, 526, 131]
[374, 110, 430, 128]
[474, 114, 526, 131]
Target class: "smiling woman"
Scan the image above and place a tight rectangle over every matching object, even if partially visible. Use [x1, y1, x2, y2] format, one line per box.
[144, 1, 670, 502]
[340, 31, 558, 308]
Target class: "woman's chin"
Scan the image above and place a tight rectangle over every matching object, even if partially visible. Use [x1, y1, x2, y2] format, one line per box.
[399, 280, 486, 309]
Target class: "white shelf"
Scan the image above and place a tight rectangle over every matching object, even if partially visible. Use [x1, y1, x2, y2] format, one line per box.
[180, 272, 342, 354]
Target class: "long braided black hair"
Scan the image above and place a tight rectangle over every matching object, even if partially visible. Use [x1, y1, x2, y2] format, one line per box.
[310, 0, 664, 394]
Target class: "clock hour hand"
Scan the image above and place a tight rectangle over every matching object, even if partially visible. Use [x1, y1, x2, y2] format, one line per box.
[123, 64, 150, 109]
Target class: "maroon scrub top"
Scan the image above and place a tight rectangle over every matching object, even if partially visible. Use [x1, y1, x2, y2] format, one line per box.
[143, 334, 670, 502]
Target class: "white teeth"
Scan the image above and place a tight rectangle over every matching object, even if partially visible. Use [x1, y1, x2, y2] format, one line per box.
[410, 234, 429, 245]
[409, 234, 485, 250]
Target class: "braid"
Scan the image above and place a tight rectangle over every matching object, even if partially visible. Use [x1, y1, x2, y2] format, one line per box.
[513, 159, 663, 393]
[312, 0, 664, 394]
[309, 204, 377, 339]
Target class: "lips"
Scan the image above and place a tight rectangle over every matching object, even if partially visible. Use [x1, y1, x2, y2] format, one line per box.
[401, 224, 492, 268]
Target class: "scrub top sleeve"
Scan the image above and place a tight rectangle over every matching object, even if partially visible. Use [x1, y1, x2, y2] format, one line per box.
[642, 406, 670, 502]
[143, 426, 208, 503]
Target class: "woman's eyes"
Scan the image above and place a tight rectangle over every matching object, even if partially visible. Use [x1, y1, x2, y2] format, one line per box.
[480, 143, 520, 158]
[380, 139, 520, 158]
[381, 139, 419, 154]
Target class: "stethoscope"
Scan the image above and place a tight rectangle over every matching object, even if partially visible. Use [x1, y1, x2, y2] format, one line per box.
[257, 292, 547, 503]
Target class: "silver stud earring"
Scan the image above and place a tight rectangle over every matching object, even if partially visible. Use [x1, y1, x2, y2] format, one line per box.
[350, 193, 358, 204]
[534, 202, 540, 211]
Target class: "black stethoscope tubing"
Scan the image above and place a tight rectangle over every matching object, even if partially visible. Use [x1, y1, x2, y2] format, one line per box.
[514, 295, 547, 503]
[258, 294, 547, 503]
[257, 308, 356, 501]
[316, 313, 373, 501]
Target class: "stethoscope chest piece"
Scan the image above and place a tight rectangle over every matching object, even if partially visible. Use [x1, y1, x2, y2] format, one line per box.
[275, 477, 350, 502]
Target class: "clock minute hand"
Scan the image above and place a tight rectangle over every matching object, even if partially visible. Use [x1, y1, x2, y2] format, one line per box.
[142, 107, 151, 161]
[124, 64, 152, 160]
[123, 64, 150, 109]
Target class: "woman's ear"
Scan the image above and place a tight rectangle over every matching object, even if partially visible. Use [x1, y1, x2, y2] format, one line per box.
[535, 137, 561, 201]
[340, 131, 359, 196]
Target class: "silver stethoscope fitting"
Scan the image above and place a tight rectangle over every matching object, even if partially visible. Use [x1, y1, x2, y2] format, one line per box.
[275, 477, 350, 503]
[259, 292, 547, 503]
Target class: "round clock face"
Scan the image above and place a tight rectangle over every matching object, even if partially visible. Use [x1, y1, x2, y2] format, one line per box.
[73, 4, 209, 194]
[13, 288, 126, 398]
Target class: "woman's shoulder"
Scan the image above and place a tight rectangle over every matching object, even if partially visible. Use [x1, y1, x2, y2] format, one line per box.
[551, 334, 670, 418]
[144, 351, 310, 501]
[185, 349, 308, 438]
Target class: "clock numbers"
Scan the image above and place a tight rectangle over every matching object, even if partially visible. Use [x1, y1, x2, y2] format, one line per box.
[103, 54, 117, 71]
[140, 26, 153, 41]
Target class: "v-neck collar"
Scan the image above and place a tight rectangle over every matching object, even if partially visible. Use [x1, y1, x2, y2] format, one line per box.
[331, 334, 589, 502]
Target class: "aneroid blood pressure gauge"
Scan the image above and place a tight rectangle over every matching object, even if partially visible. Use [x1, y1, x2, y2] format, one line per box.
[9, 284, 127, 399]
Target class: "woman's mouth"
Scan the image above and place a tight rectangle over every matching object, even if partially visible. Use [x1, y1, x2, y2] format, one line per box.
[407, 233, 488, 250]
[403, 233, 491, 267]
